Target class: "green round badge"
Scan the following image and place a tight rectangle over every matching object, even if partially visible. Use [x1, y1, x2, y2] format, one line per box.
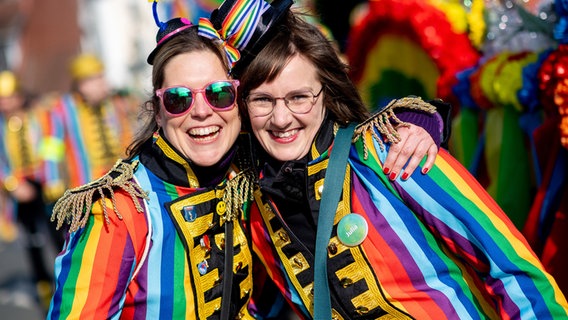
[337, 213, 368, 246]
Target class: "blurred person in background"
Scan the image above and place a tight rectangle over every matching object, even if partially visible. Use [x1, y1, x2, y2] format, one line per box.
[0, 70, 55, 313]
[41, 53, 141, 205]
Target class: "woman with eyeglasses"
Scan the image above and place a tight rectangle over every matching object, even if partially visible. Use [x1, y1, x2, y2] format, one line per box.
[45, 3, 444, 318]
[208, 5, 568, 320]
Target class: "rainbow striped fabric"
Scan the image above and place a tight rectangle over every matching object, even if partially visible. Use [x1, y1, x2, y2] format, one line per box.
[215, 0, 270, 51]
[197, 17, 241, 67]
[197, 0, 270, 69]
[43, 93, 136, 198]
[48, 163, 196, 319]
[250, 125, 568, 319]
[47, 133, 256, 319]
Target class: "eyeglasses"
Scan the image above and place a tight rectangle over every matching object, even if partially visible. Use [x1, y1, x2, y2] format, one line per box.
[245, 86, 324, 117]
[156, 80, 240, 116]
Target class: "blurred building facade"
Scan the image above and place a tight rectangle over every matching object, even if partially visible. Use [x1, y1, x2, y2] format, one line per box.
[0, 0, 155, 97]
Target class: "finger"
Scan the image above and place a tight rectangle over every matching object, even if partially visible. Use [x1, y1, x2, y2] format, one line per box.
[382, 136, 404, 175]
[388, 138, 420, 180]
[399, 142, 430, 180]
[383, 125, 415, 177]
[386, 125, 420, 180]
[421, 143, 438, 174]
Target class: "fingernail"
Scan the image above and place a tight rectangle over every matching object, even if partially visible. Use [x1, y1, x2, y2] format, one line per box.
[422, 167, 429, 174]
[383, 167, 390, 174]
[401, 172, 409, 180]
[389, 172, 397, 180]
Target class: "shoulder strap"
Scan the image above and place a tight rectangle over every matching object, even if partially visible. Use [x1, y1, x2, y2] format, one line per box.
[313, 122, 356, 319]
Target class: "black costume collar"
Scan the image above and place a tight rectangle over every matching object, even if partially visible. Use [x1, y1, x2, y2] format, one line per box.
[139, 130, 237, 188]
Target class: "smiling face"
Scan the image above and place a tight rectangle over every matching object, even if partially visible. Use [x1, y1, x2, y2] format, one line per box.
[156, 50, 241, 167]
[247, 54, 325, 161]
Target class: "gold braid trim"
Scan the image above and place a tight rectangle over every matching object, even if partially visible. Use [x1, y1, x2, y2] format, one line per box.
[353, 96, 436, 159]
[222, 169, 255, 222]
[51, 160, 149, 233]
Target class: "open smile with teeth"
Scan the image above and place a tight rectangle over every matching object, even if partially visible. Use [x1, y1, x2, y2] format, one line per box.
[270, 129, 298, 139]
[188, 126, 220, 141]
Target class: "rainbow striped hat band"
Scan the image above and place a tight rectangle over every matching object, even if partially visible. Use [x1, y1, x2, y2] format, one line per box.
[205, 0, 293, 76]
[147, 0, 293, 76]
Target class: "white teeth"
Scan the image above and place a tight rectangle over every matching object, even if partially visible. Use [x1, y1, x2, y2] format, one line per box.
[272, 130, 297, 138]
[189, 126, 219, 136]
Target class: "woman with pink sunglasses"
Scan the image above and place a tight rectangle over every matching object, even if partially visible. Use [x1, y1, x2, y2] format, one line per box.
[46, 1, 444, 318]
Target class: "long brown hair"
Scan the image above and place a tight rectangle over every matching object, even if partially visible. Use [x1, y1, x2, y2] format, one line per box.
[126, 27, 230, 159]
[238, 11, 369, 126]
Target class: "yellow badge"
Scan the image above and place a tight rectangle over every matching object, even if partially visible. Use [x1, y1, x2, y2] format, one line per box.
[216, 201, 226, 215]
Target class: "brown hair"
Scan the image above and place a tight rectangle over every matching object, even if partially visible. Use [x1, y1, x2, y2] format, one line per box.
[126, 27, 230, 158]
[238, 11, 369, 126]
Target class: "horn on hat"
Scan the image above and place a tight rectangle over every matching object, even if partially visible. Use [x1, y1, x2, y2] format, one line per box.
[147, 0, 194, 65]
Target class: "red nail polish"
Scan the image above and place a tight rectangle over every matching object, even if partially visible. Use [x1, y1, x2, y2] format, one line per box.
[401, 172, 409, 180]
[422, 167, 429, 174]
[383, 167, 390, 174]
[389, 172, 397, 180]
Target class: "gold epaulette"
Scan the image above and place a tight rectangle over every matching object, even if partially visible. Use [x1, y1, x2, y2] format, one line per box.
[222, 169, 256, 222]
[51, 159, 148, 233]
[353, 96, 437, 159]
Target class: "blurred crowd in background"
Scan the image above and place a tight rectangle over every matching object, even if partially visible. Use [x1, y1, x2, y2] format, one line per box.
[1, 0, 567, 316]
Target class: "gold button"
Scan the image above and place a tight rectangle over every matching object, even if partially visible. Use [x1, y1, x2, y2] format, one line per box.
[356, 306, 370, 314]
[328, 242, 337, 255]
[292, 257, 303, 269]
[318, 185, 324, 195]
[8, 116, 23, 132]
[332, 309, 341, 319]
[216, 201, 226, 215]
[278, 231, 289, 242]
[3, 175, 19, 192]
[340, 277, 353, 288]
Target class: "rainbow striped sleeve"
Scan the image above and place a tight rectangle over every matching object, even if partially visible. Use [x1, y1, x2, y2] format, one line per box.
[47, 194, 148, 319]
[350, 129, 568, 318]
[0, 118, 9, 180]
[37, 104, 66, 202]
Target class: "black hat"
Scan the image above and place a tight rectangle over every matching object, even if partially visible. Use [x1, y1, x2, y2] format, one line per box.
[209, 0, 294, 77]
[147, 17, 194, 65]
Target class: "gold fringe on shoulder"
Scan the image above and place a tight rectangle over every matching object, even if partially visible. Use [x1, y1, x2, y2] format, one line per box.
[51, 160, 149, 233]
[222, 169, 255, 222]
[353, 96, 437, 159]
